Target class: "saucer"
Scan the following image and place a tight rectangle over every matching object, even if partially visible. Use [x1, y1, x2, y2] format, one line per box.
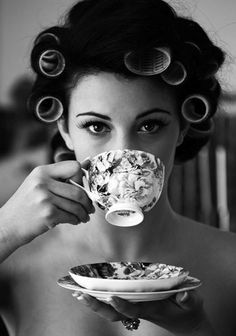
[69, 262, 189, 292]
[57, 275, 202, 302]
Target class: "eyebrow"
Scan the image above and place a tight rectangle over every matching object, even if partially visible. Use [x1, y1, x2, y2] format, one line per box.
[75, 108, 170, 120]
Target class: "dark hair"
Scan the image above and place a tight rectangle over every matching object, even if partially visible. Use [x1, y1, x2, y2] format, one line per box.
[28, 0, 225, 162]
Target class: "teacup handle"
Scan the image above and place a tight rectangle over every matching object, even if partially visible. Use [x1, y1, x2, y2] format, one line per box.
[69, 178, 97, 202]
[81, 167, 89, 180]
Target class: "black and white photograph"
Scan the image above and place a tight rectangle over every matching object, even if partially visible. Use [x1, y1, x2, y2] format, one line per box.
[0, 1, 236, 335]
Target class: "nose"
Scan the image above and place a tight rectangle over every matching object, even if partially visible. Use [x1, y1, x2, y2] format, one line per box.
[108, 131, 140, 152]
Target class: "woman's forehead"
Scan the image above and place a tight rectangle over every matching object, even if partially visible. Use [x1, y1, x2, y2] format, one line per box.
[69, 72, 178, 115]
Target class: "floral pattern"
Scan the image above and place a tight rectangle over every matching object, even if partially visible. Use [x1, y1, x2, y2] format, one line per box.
[88, 150, 164, 212]
[72, 262, 186, 280]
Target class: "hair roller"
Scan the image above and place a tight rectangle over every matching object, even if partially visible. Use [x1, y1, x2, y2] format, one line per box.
[31, 27, 68, 78]
[124, 47, 171, 76]
[161, 61, 187, 85]
[34, 26, 67, 47]
[187, 118, 214, 138]
[28, 91, 64, 123]
[181, 94, 211, 123]
[175, 41, 202, 79]
[31, 43, 66, 78]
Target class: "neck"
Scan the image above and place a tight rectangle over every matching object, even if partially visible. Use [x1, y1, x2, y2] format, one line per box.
[87, 193, 180, 262]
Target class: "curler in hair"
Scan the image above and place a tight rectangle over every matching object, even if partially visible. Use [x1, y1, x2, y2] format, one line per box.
[181, 94, 210, 123]
[184, 41, 202, 57]
[28, 93, 64, 123]
[34, 32, 60, 47]
[31, 41, 66, 78]
[124, 47, 171, 76]
[38, 49, 66, 77]
[174, 41, 202, 79]
[187, 119, 214, 139]
[161, 61, 187, 85]
[34, 27, 65, 47]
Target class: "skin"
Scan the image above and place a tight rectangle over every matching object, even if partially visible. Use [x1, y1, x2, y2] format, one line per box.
[0, 73, 236, 335]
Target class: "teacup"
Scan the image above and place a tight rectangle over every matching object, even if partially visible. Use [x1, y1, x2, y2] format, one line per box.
[71, 149, 165, 226]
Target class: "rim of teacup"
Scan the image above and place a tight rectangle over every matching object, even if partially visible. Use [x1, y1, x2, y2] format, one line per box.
[105, 202, 144, 226]
[89, 149, 158, 164]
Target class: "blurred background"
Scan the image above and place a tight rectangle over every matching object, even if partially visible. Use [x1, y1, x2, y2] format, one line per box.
[0, 0, 236, 225]
[0, 0, 236, 222]
[0, 0, 235, 334]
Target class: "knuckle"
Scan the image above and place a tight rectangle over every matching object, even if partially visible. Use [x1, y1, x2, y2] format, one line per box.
[42, 204, 56, 221]
[35, 189, 51, 204]
[68, 214, 79, 225]
[30, 170, 49, 189]
[32, 165, 48, 177]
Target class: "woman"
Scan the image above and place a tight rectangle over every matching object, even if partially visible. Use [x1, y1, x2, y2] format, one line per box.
[0, 0, 236, 335]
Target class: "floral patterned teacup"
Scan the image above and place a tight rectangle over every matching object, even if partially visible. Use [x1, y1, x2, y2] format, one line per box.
[71, 149, 165, 226]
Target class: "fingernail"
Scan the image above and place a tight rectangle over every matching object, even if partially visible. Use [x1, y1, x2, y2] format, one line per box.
[72, 291, 82, 297]
[109, 296, 120, 306]
[104, 297, 113, 303]
[77, 295, 90, 305]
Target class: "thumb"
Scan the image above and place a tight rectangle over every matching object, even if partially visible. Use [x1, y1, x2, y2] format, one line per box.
[175, 290, 203, 311]
[70, 157, 91, 184]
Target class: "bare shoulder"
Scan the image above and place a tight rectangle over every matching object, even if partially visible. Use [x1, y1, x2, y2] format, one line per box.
[180, 214, 236, 247]
[179, 215, 236, 278]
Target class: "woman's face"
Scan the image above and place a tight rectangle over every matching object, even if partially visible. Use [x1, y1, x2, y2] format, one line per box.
[59, 72, 183, 178]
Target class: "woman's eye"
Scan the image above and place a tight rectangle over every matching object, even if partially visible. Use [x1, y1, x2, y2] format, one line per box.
[87, 122, 110, 134]
[139, 121, 162, 133]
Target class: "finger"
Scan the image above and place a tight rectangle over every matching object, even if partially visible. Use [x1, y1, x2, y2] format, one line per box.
[108, 296, 141, 319]
[49, 206, 81, 227]
[37, 161, 82, 181]
[175, 290, 203, 311]
[48, 179, 95, 214]
[75, 294, 125, 322]
[54, 149, 76, 162]
[50, 192, 90, 223]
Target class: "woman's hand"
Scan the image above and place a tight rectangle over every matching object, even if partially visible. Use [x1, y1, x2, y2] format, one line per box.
[0, 160, 95, 252]
[73, 290, 217, 335]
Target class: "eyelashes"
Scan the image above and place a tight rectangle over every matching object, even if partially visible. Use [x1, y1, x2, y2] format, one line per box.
[138, 119, 168, 133]
[76, 120, 110, 136]
[75, 118, 170, 136]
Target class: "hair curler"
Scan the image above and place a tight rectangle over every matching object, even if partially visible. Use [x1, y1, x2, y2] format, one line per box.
[161, 61, 187, 85]
[28, 93, 64, 123]
[172, 41, 202, 80]
[34, 32, 60, 47]
[187, 118, 214, 139]
[38, 49, 66, 77]
[124, 47, 171, 76]
[31, 43, 66, 78]
[184, 41, 201, 57]
[181, 94, 210, 123]
[34, 27, 65, 47]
